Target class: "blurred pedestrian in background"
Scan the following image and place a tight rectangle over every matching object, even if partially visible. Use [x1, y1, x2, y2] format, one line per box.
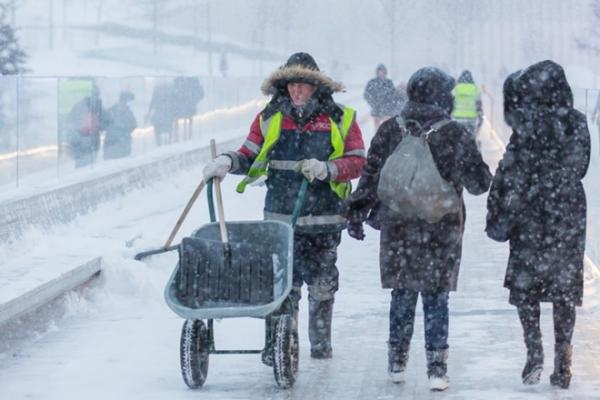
[364, 64, 402, 130]
[103, 91, 137, 160]
[67, 84, 106, 168]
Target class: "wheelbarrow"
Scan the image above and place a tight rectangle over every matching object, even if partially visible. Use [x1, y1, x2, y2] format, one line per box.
[163, 142, 308, 390]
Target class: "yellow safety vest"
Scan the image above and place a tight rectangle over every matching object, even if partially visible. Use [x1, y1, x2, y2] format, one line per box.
[452, 83, 479, 119]
[236, 107, 356, 199]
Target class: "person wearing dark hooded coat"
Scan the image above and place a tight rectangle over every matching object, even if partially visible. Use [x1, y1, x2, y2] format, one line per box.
[202, 52, 366, 363]
[343, 67, 491, 391]
[364, 64, 401, 130]
[486, 60, 590, 389]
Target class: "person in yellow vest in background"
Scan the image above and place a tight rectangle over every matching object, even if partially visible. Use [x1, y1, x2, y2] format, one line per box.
[202, 52, 366, 364]
[452, 70, 483, 149]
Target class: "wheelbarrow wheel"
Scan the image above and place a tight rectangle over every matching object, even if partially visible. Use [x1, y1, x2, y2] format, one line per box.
[180, 319, 209, 389]
[273, 314, 299, 389]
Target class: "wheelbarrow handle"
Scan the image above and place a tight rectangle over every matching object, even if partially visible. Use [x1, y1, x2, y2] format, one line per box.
[210, 139, 229, 244]
[291, 179, 309, 229]
[164, 180, 207, 248]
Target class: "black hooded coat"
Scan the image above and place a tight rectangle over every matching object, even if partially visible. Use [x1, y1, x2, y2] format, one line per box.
[344, 67, 492, 292]
[486, 60, 590, 306]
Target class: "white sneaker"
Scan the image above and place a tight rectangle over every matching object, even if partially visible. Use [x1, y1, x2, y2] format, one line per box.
[429, 376, 449, 391]
[388, 370, 406, 384]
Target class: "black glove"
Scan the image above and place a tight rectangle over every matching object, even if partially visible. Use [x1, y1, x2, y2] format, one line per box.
[346, 221, 365, 241]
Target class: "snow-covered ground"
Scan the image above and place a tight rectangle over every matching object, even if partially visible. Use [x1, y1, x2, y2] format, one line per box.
[0, 95, 599, 399]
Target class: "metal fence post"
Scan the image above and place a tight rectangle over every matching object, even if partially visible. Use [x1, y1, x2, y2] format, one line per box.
[56, 78, 61, 178]
[15, 75, 20, 188]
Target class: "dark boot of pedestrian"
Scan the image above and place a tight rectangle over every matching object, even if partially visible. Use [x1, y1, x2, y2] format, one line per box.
[388, 343, 409, 383]
[517, 302, 545, 384]
[426, 349, 449, 391]
[550, 343, 573, 389]
[309, 297, 334, 359]
[261, 316, 274, 366]
[522, 338, 544, 384]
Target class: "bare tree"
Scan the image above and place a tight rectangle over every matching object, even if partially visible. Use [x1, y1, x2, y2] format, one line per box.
[137, 0, 166, 55]
[48, 0, 54, 50]
[206, 0, 212, 77]
[378, 0, 397, 79]
[95, 0, 104, 46]
[9, 0, 14, 25]
[252, 0, 268, 76]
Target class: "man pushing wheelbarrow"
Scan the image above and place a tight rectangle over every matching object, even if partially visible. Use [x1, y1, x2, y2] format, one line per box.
[203, 52, 366, 363]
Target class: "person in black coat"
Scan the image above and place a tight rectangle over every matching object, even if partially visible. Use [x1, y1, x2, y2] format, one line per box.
[172, 77, 204, 141]
[146, 81, 176, 146]
[103, 91, 137, 160]
[364, 64, 401, 130]
[344, 66, 491, 390]
[486, 60, 590, 389]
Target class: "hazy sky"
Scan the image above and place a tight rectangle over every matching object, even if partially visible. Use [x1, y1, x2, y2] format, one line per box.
[14, 0, 599, 87]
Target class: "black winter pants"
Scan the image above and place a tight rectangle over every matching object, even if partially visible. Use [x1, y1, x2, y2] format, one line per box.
[516, 300, 576, 347]
[290, 231, 341, 304]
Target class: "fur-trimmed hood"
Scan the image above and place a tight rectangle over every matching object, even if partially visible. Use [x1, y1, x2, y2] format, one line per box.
[260, 64, 345, 96]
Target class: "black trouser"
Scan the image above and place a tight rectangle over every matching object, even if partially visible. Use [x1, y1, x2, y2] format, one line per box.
[290, 231, 341, 304]
[293, 231, 341, 355]
[264, 231, 341, 359]
[516, 300, 576, 347]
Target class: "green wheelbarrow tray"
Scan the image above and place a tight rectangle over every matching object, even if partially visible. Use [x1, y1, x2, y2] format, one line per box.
[164, 219, 294, 320]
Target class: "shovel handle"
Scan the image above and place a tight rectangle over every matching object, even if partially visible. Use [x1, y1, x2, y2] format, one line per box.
[291, 179, 309, 229]
[210, 139, 229, 244]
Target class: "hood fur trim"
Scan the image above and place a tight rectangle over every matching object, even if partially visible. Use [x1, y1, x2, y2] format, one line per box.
[261, 65, 344, 95]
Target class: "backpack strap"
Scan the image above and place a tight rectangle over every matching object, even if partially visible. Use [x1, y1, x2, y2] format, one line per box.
[424, 118, 453, 139]
[430, 119, 453, 131]
[395, 115, 406, 129]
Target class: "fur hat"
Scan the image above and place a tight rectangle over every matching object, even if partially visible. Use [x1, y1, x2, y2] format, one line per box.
[261, 52, 344, 95]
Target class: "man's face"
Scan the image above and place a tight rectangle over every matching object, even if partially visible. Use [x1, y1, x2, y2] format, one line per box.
[377, 69, 387, 79]
[287, 82, 317, 106]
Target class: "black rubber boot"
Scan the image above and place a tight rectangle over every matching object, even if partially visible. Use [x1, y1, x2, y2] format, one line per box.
[426, 349, 449, 391]
[517, 302, 544, 384]
[308, 298, 334, 359]
[388, 343, 409, 383]
[261, 316, 274, 366]
[522, 339, 544, 384]
[550, 343, 573, 389]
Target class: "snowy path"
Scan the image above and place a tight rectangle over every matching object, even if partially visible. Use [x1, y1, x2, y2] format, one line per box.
[1, 99, 599, 398]
[1, 159, 600, 399]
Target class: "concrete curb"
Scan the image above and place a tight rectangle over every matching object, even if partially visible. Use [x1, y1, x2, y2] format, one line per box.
[0, 258, 102, 326]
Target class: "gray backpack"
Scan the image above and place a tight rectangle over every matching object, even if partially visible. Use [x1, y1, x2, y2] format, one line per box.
[377, 117, 460, 223]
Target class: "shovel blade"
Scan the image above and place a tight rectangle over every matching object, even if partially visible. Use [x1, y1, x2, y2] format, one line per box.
[134, 245, 179, 261]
